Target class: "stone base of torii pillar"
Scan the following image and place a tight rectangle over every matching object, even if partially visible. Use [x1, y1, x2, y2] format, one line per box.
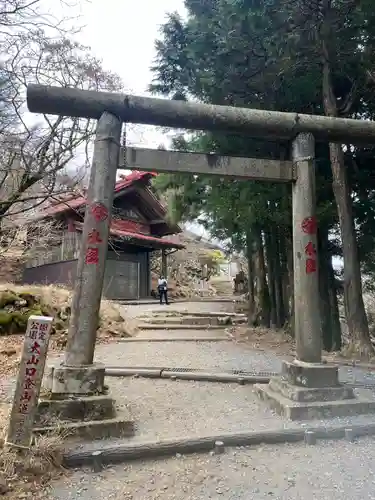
[254, 360, 375, 420]
[34, 112, 134, 440]
[255, 134, 375, 421]
[36, 363, 134, 440]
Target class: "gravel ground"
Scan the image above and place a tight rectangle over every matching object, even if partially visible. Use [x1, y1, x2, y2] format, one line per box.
[94, 336, 375, 386]
[71, 375, 375, 454]
[75, 378, 291, 448]
[94, 339, 282, 372]
[2, 332, 375, 405]
[68, 335, 375, 454]
[49, 437, 375, 499]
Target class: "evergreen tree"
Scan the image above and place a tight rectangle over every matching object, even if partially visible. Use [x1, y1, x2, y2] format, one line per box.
[150, 0, 375, 355]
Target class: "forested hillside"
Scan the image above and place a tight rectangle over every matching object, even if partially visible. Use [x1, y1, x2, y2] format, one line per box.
[149, 0, 375, 357]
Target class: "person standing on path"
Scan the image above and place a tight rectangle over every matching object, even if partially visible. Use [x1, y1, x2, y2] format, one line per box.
[158, 275, 169, 305]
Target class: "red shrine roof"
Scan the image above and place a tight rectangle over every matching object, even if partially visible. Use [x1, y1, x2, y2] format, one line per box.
[38, 170, 184, 250]
[109, 228, 184, 249]
[73, 221, 184, 249]
[41, 171, 156, 217]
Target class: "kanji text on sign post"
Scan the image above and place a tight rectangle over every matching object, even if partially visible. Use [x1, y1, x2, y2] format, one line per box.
[6, 315, 53, 448]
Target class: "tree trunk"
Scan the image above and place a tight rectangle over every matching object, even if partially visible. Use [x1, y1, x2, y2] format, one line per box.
[321, 31, 373, 356]
[283, 226, 294, 336]
[278, 182, 293, 330]
[328, 143, 370, 355]
[253, 227, 271, 327]
[246, 230, 256, 326]
[328, 256, 342, 351]
[264, 228, 277, 328]
[278, 233, 290, 323]
[274, 228, 287, 328]
[318, 227, 342, 352]
[319, 257, 332, 352]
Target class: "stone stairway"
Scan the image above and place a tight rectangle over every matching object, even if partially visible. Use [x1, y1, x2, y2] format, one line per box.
[210, 276, 235, 298]
[136, 309, 246, 339]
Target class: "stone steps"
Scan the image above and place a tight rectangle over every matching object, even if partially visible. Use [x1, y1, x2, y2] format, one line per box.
[140, 315, 244, 326]
[180, 311, 246, 318]
[144, 311, 245, 318]
[138, 323, 229, 331]
[137, 308, 246, 334]
[118, 334, 229, 342]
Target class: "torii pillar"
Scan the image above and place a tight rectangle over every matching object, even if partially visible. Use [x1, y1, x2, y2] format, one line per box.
[47, 112, 122, 397]
[254, 133, 365, 419]
[36, 112, 134, 438]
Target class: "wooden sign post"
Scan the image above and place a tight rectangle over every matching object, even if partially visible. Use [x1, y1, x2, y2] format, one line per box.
[6, 315, 53, 448]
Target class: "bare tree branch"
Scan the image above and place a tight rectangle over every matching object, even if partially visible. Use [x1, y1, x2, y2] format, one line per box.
[0, 33, 124, 226]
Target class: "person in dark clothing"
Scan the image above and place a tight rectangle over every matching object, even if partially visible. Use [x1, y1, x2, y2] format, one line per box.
[158, 275, 169, 305]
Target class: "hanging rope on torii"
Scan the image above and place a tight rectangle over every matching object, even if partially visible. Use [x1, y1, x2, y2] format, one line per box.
[25, 83, 375, 421]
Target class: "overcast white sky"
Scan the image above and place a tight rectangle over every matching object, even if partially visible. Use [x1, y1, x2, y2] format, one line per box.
[76, 0, 187, 149]
[74, 0, 210, 237]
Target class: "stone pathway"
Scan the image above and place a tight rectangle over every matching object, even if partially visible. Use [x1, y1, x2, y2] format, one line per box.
[10, 300, 375, 498]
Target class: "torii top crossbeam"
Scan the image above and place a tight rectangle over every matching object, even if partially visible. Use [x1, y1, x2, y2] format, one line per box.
[27, 84, 375, 144]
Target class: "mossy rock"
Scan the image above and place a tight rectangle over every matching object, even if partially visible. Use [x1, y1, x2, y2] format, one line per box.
[0, 308, 45, 335]
[0, 310, 12, 326]
[0, 310, 14, 335]
[18, 292, 38, 307]
[0, 288, 62, 336]
[11, 309, 43, 333]
[10, 310, 28, 329]
[11, 309, 43, 331]
[0, 291, 19, 308]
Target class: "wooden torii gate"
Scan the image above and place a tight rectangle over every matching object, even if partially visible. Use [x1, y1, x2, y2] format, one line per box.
[26, 84, 375, 419]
